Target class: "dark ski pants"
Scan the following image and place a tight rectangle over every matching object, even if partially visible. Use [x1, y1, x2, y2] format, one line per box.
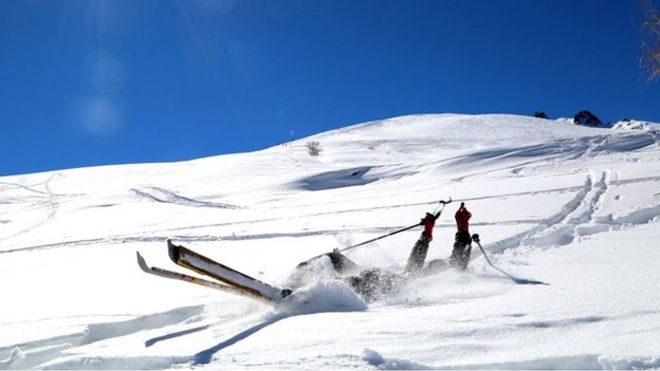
[450, 231, 472, 270]
[405, 234, 432, 273]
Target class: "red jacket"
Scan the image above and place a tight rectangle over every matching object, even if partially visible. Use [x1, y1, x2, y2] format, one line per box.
[455, 205, 471, 232]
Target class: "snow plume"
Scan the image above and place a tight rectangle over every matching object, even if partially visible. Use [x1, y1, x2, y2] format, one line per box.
[279, 254, 367, 314]
[276, 280, 368, 315]
[385, 268, 511, 306]
[283, 254, 342, 289]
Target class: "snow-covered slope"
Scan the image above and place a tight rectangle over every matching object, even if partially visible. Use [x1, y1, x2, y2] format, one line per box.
[1, 114, 659, 369]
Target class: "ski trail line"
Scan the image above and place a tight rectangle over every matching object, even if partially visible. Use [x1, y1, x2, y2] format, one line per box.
[132, 186, 241, 209]
[484, 173, 593, 254]
[0, 173, 61, 242]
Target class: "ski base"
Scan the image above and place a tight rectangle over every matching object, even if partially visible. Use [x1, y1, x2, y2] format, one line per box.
[136, 251, 274, 302]
[136, 241, 292, 303]
[167, 240, 291, 302]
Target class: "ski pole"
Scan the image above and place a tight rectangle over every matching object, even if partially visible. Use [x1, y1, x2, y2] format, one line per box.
[339, 198, 452, 253]
[472, 234, 547, 285]
[298, 198, 454, 267]
[432, 198, 452, 219]
[472, 234, 510, 276]
[298, 221, 423, 266]
[338, 222, 420, 253]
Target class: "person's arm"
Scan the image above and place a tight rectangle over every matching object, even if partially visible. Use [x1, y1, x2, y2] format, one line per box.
[421, 213, 435, 238]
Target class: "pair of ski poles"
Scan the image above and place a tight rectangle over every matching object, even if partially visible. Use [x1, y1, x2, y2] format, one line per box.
[335, 198, 537, 284]
[336, 198, 452, 254]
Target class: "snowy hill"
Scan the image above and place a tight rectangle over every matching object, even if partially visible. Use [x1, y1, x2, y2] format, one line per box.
[1, 114, 659, 369]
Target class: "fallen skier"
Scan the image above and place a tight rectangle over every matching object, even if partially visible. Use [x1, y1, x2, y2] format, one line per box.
[294, 204, 477, 301]
[138, 202, 489, 304]
[139, 202, 545, 304]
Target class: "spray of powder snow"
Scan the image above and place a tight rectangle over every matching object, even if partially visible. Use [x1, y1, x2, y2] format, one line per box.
[283, 254, 344, 289]
[384, 265, 513, 306]
[277, 253, 367, 314]
[275, 279, 368, 314]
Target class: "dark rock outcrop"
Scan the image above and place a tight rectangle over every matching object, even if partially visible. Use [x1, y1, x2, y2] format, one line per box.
[573, 110, 602, 126]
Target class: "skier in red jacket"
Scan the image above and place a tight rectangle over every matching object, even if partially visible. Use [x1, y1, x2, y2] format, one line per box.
[450, 202, 472, 270]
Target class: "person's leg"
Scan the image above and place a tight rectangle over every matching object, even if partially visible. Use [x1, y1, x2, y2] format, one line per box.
[450, 231, 472, 270]
[449, 241, 465, 267]
[405, 234, 431, 273]
[460, 244, 472, 269]
[449, 231, 466, 268]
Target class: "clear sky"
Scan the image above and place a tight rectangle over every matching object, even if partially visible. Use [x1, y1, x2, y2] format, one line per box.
[1, 0, 659, 176]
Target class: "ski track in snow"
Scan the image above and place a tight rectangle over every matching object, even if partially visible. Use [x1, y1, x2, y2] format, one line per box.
[0, 185, 577, 254]
[484, 169, 660, 256]
[131, 186, 241, 209]
[2, 173, 659, 257]
[0, 174, 63, 242]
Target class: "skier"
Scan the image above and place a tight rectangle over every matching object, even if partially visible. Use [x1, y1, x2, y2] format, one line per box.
[450, 202, 472, 270]
[417, 203, 473, 274]
[152, 205, 478, 304]
[295, 212, 437, 300]
[342, 211, 438, 301]
[295, 207, 472, 301]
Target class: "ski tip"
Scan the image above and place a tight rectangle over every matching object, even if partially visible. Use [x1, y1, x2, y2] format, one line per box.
[167, 239, 181, 263]
[136, 251, 150, 272]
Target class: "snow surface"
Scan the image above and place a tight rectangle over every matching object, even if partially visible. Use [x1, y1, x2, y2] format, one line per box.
[1, 113, 659, 369]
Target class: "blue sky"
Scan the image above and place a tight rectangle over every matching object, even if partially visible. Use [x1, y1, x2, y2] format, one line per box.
[1, 0, 658, 176]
